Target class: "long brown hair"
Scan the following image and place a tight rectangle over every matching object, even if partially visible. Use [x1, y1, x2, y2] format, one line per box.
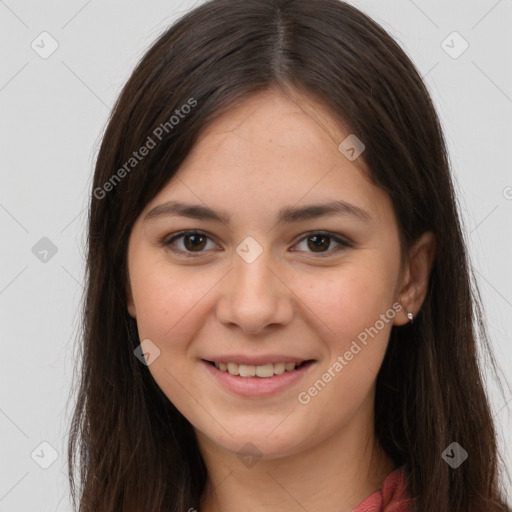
[67, 0, 511, 510]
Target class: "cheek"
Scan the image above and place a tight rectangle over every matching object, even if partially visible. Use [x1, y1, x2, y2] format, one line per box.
[129, 254, 212, 342]
[128, 261, 213, 418]
[289, 257, 399, 416]
[294, 259, 397, 345]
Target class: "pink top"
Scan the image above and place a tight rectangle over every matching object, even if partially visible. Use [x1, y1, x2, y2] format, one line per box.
[352, 466, 412, 512]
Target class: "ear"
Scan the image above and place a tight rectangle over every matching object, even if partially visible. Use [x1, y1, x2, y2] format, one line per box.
[393, 231, 436, 326]
[126, 280, 136, 318]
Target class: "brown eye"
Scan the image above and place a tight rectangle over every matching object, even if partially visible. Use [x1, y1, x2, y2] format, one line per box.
[163, 230, 217, 257]
[182, 233, 208, 251]
[293, 231, 353, 256]
[307, 234, 331, 252]
[163, 230, 352, 258]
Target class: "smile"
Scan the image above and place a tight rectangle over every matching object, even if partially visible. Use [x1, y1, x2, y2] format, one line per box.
[202, 359, 316, 397]
[209, 361, 307, 378]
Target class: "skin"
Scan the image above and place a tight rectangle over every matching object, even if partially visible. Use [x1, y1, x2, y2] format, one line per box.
[126, 87, 436, 512]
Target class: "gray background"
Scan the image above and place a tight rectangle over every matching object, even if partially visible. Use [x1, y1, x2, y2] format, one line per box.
[1, 0, 511, 510]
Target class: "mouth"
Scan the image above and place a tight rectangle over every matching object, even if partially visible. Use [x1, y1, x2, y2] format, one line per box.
[201, 358, 316, 397]
[205, 360, 314, 378]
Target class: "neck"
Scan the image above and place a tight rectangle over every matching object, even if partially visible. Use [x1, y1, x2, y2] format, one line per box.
[197, 408, 395, 512]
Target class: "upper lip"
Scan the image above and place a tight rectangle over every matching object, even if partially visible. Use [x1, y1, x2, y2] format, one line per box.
[203, 355, 313, 366]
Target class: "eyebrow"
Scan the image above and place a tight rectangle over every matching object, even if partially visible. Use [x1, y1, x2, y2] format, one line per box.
[144, 199, 372, 225]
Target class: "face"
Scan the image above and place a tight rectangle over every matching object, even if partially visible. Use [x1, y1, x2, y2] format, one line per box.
[126, 87, 412, 460]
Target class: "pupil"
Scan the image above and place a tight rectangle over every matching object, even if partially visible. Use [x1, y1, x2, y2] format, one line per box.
[186, 234, 206, 251]
[309, 235, 329, 252]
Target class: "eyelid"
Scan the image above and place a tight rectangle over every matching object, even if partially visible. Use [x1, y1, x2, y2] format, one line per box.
[161, 229, 354, 257]
[161, 230, 220, 257]
[291, 230, 354, 256]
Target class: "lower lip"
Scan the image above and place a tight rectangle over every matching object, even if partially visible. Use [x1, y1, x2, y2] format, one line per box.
[201, 360, 315, 397]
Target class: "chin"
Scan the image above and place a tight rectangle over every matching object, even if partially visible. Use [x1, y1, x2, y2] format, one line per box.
[196, 420, 317, 462]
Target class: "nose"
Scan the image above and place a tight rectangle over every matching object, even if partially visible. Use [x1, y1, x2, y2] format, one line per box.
[215, 248, 294, 335]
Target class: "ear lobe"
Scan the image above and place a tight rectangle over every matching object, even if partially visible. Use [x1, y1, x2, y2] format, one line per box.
[394, 231, 436, 326]
[126, 282, 136, 318]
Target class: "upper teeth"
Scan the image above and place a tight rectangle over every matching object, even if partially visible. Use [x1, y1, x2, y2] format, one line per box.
[214, 362, 300, 378]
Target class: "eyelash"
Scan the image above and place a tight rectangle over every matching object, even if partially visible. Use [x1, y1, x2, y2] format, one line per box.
[161, 230, 354, 258]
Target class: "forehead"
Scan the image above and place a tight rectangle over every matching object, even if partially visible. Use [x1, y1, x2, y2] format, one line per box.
[144, 88, 393, 227]
[190, 87, 352, 170]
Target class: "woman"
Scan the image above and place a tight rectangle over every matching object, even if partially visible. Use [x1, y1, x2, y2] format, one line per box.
[67, 0, 511, 510]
